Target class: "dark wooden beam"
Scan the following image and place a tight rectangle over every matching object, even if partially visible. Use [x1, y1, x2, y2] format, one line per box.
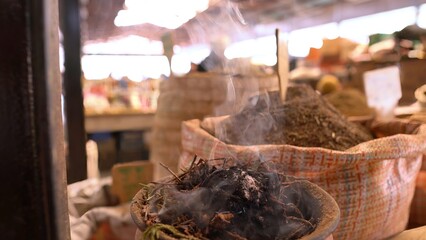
[60, 0, 88, 183]
[0, 0, 70, 239]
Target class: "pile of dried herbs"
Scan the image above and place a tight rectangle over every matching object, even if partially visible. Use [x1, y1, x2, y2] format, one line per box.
[202, 85, 373, 150]
[137, 158, 317, 240]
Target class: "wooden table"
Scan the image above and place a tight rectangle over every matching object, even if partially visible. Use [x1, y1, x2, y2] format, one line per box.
[85, 111, 155, 133]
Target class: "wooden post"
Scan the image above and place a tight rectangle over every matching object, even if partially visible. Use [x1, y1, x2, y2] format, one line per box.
[0, 0, 70, 239]
[60, 0, 88, 183]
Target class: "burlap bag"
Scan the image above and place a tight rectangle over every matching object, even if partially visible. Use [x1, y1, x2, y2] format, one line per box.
[179, 119, 426, 240]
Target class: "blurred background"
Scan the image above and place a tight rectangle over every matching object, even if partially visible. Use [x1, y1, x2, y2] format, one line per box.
[68, 0, 426, 178]
[56, 0, 426, 238]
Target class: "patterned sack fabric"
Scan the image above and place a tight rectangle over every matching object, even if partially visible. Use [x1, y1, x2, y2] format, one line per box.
[179, 118, 426, 240]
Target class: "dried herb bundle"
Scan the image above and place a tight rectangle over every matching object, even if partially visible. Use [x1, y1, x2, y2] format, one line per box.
[138, 158, 317, 240]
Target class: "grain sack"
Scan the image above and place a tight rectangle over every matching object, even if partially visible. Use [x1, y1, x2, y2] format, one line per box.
[179, 118, 426, 240]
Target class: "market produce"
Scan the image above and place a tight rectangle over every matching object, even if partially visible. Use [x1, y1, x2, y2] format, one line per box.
[202, 85, 373, 150]
[324, 88, 374, 117]
[315, 74, 341, 95]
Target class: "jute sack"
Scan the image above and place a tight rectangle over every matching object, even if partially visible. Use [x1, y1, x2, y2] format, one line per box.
[179, 119, 426, 240]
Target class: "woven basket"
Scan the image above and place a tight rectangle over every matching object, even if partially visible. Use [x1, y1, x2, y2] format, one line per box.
[179, 118, 426, 239]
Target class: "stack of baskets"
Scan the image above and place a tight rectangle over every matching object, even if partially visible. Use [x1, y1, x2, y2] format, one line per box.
[149, 72, 278, 179]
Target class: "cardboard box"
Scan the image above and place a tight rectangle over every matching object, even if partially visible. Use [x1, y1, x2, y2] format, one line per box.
[111, 161, 154, 203]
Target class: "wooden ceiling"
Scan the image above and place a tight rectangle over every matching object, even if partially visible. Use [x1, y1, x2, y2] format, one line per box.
[81, 0, 424, 46]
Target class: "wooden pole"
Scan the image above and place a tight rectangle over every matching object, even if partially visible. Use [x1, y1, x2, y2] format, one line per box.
[60, 0, 88, 183]
[275, 28, 289, 102]
[0, 0, 70, 238]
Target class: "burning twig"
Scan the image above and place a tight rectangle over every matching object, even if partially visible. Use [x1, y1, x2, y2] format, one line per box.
[149, 182, 177, 186]
[189, 154, 198, 170]
[286, 216, 317, 240]
[287, 216, 316, 229]
[144, 205, 149, 221]
[222, 157, 228, 168]
[143, 224, 200, 240]
[139, 157, 317, 240]
[226, 231, 248, 240]
[286, 202, 305, 219]
[159, 162, 182, 183]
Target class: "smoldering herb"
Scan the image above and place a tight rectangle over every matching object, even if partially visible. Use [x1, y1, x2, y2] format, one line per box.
[138, 158, 317, 240]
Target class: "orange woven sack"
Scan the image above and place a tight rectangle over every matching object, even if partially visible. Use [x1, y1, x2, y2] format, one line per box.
[179, 119, 426, 240]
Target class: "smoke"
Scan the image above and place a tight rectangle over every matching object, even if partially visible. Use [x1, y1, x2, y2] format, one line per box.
[145, 163, 317, 239]
[158, 187, 216, 228]
[181, 0, 282, 147]
[210, 91, 279, 146]
[183, 0, 266, 80]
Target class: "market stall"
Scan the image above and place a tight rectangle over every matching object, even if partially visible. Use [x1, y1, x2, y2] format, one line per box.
[66, 0, 426, 239]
